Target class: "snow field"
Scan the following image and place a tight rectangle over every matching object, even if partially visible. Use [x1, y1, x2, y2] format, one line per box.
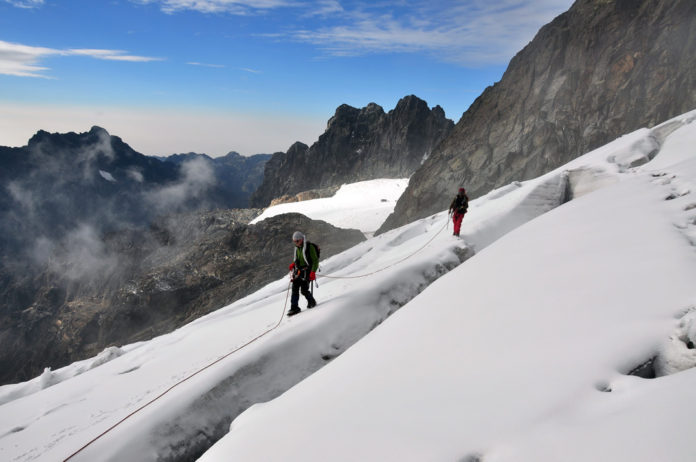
[199, 111, 696, 461]
[250, 178, 409, 237]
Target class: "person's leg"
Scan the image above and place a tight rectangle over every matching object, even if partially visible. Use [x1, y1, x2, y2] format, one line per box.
[288, 279, 301, 314]
[453, 212, 463, 235]
[300, 279, 317, 308]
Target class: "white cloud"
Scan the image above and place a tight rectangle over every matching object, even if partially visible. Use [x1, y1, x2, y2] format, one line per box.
[68, 48, 164, 62]
[145, 156, 217, 211]
[304, 0, 343, 17]
[0, 40, 162, 78]
[136, 0, 574, 66]
[134, 0, 298, 15]
[0, 40, 59, 77]
[288, 0, 575, 66]
[4, 0, 44, 8]
[187, 61, 226, 68]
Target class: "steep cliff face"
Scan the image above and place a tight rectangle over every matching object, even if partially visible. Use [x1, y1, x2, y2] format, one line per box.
[379, 0, 696, 232]
[250, 95, 453, 207]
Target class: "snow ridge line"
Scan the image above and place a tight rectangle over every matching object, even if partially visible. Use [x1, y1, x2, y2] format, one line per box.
[62, 281, 293, 462]
[320, 219, 449, 279]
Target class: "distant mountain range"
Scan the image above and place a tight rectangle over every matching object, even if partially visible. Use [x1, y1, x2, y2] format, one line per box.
[0, 128, 275, 384]
[0, 126, 269, 259]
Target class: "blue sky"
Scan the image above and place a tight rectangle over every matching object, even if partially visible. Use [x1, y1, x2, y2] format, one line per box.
[0, 0, 574, 156]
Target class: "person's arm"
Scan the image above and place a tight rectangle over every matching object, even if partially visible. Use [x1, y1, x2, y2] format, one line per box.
[309, 244, 319, 272]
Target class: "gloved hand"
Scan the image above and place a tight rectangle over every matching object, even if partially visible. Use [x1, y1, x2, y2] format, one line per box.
[289, 262, 295, 271]
[309, 271, 316, 281]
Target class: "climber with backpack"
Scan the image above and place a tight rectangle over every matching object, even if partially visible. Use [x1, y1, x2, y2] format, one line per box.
[287, 231, 319, 316]
[448, 187, 469, 237]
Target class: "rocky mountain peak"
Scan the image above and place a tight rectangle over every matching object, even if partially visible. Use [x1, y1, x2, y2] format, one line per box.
[88, 125, 109, 136]
[250, 96, 453, 207]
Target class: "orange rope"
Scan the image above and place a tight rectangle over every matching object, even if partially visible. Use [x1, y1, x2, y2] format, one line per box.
[320, 220, 449, 280]
[63, 280, 292, 461]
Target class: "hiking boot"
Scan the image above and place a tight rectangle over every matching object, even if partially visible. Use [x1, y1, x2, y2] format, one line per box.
[307, 299, 317, 309]
[287, 307, 301, 317]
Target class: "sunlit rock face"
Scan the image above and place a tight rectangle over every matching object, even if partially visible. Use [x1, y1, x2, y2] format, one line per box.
[379, 0, 696, 233]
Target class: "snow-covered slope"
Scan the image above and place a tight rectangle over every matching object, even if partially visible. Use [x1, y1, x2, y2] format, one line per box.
[200, 111, 696, 461]
[1, 110, 695, 462]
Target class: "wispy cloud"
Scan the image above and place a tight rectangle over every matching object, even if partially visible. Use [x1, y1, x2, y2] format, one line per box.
[0, 40, 55, 77]
[240, 67, 261, 74]
[67, 48, 163, 62]
[4, 0, 44, 8]
[187, 61, 226, 68]
[287, 0, 574, 66]
[303, 0, 343, 17]
[133, 0, 298, 15]
[0, 40, 163, 78]
[135, 0, 573, 67]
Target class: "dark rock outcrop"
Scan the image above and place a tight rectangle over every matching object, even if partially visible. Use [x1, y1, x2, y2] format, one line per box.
[0, 211, 364, 385]
[378, 0, 696, 233]
[250, 95, 453, 207]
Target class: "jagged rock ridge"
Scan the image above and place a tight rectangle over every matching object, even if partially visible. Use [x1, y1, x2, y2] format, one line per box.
[250, 95, 453, 207]
[379, 0, 696, 232]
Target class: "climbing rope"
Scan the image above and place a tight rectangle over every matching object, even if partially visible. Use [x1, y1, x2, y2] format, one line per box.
[320, 219, 449, 280]
[63, 216, 452, 460]
[63, 281, 293, 462]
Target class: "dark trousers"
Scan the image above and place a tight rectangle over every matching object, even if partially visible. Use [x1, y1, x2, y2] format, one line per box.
[291, 269, 315, 308]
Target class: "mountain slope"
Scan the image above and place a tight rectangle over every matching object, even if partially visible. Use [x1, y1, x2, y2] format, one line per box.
[0, 136, 570, 461]
[200, 113, 696, 462]
[379, 0, 696, 232]
[3, 111, 694, 462]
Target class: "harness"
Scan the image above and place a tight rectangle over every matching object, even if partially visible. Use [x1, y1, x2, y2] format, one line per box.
[293, 241, 318, 280]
